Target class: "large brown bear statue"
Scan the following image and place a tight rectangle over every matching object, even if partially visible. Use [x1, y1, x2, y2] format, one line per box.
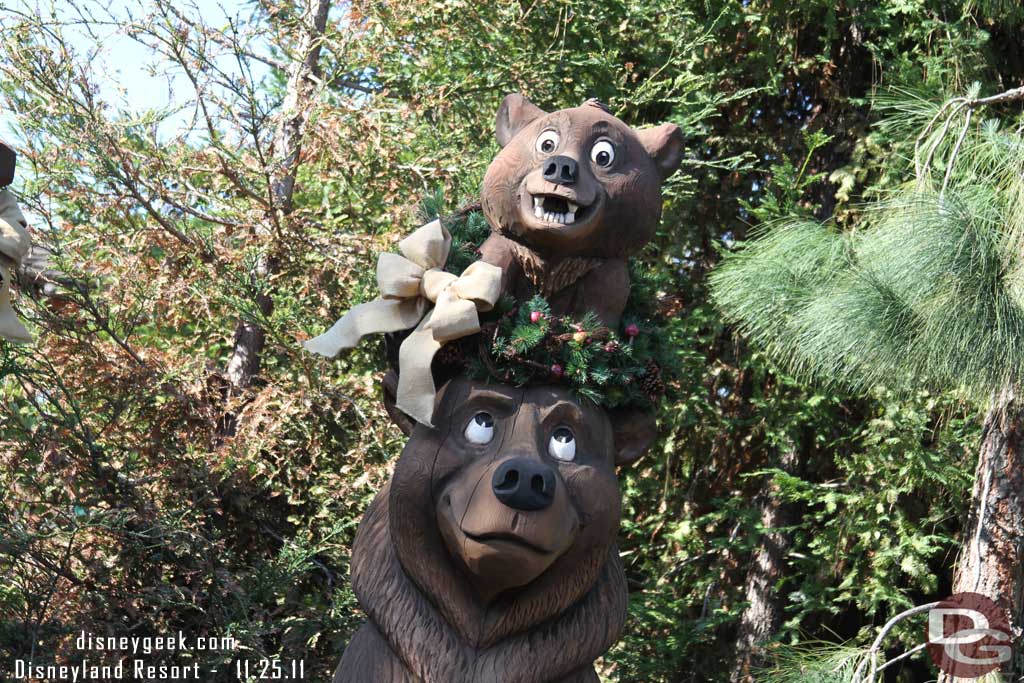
[479, 95, 683, 327]
[334, 374, 656, 683]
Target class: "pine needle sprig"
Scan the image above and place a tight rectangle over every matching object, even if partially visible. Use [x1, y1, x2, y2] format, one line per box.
[710, 111, 1024, 405]
[416, 189, 491, 275]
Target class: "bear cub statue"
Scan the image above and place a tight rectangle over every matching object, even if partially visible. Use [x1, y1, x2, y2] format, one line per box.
[334, 374, 656, 683]
[479, 94, 683, 327]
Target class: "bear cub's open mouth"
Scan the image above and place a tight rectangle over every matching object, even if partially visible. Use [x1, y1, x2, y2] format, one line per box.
[530, 193, 586, 225]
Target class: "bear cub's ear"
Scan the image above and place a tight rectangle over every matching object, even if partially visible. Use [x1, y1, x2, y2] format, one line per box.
[608, 409, 658, 466]
[496, 93, 547, 148]
[636, 123, 684, 180]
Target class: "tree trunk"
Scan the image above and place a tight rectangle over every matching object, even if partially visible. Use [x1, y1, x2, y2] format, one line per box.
[938, 388, 1024, 682]
[223, 0, 330, 400]
[729, 448, 799, 683]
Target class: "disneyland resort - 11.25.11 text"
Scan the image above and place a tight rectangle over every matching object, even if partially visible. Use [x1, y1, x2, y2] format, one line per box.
[7, 630, 310, 681]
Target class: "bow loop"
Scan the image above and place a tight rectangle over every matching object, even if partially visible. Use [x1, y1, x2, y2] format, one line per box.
[303, 219, 502, 427]
[399, 219, 451, 270]
[377, 252, 426, 299]
[452, 261, 502, 310]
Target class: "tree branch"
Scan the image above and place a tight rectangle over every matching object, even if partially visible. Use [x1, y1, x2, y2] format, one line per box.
[850, 602, 941, 683]
[223, 0, 331, 401]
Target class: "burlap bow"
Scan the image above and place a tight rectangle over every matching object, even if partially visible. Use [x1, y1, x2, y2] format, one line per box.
[0, 189, 32, 344]
[304, 219, 501, 426]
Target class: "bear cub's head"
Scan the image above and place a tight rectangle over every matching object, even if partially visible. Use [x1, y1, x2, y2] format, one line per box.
[481, 94, 683, 259]
[386, 376, 656, 603]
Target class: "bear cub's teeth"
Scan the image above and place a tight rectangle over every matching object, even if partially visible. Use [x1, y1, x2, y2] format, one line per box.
[532, 196, 577, 225]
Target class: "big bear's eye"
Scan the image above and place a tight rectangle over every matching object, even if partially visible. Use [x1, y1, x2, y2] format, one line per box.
[535, 130, 560, 154]
[548, 426, 576, 462]
[465, 412, 495, 444]
[590, 139, 616, 167]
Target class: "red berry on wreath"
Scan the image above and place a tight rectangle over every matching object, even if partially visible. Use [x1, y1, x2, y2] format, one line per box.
[625, 323, 640, 338]
[530, 311, 544, 323]
[550, 363, 564, 377]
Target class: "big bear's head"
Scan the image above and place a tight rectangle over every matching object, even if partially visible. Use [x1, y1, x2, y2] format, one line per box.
[383, 375, 655, 615]
[481, 94, 683, 259]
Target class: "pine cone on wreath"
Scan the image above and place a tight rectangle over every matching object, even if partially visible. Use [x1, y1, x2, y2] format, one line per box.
[640, 359, 665, 399]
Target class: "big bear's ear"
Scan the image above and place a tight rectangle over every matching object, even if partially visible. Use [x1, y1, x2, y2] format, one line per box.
[636, 123, 684, 180]
[608, 408, 658, 466]
[496, 93, 547, 148]
[382, 369, 416, 436]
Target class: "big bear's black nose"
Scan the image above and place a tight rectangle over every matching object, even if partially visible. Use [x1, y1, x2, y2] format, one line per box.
[542, 155, 577, 186]
[492, 457, 556, 511]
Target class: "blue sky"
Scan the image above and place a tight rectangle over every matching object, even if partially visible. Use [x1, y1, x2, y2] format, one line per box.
[1, 0, 268, 145]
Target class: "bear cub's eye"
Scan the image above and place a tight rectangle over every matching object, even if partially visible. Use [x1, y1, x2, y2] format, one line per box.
[465, 412, 495, 444]
[590, 139, 616, 168]
[536, 130, 560, 154]
[548, 426, 576, 462]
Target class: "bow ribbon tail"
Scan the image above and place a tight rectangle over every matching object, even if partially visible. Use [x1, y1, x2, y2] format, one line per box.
[394, 288, 493, 426]
[303, 297, 427, 358]
[394, 322, 445, 428]
[0, 258, 30, 344]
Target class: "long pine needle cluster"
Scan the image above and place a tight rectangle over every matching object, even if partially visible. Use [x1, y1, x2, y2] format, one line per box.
[711, 105, 1024, 404]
